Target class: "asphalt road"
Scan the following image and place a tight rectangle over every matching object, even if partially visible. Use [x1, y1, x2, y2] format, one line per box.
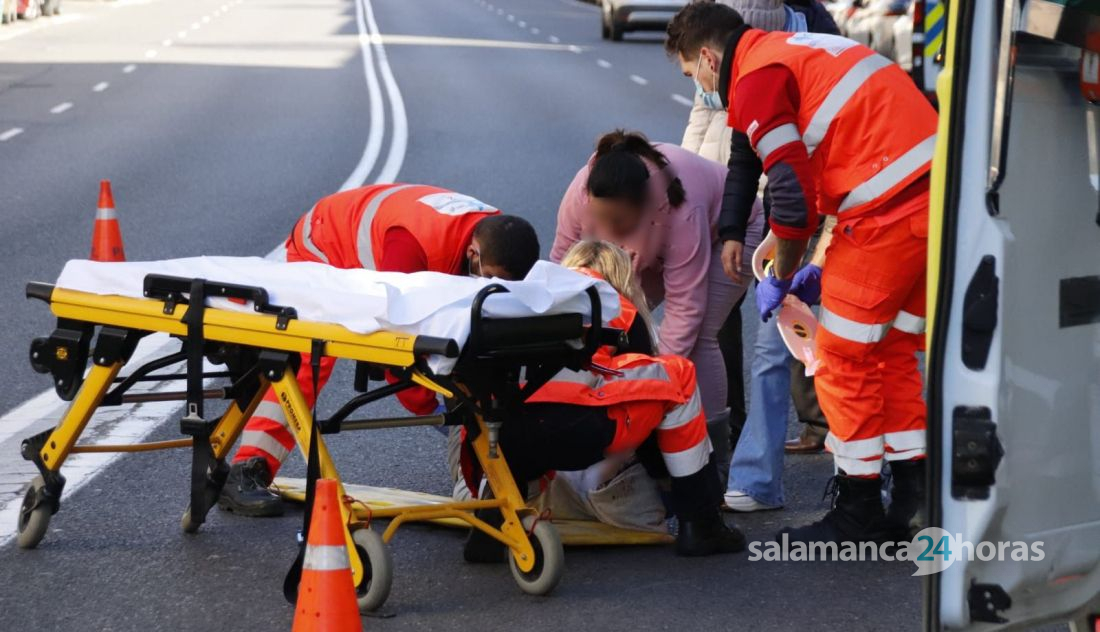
[0, 0, 921, 630]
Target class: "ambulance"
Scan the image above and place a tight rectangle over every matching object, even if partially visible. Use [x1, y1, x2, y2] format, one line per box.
[927, 0, 1100, 629]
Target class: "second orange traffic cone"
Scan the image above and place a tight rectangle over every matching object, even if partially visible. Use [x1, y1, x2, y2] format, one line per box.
[90, 180, 125, 262]
[292, 479, 363, 632]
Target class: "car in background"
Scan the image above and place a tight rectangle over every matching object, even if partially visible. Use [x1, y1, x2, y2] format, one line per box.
[600, 0, 687, 42]
[5, 0, 61, 22]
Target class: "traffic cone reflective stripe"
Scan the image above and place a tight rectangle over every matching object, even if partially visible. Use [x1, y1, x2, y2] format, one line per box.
[90, 180, 125, 262]
[292, 478, 362, 632]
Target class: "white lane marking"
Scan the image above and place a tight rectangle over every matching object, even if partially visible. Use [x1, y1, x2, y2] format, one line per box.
[93, 82, 110, 92]
[162, 39, 173, 47]
[530, 27, 539, 34]
[597, 58, 611, 68]
[360, 0, 407, 185]
[144, 49, 158, 58]
[630, 74, 648, 85]
[122, 64, 137, 73]
[50, 102, 73, 114]
[568, 44, 581, 54]
[549, 35, 560, 43]
[671, 93, 694, 107]
[0, 128, 23, 142]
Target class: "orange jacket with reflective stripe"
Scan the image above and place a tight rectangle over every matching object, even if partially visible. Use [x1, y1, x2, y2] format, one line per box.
[730, 30, 937, 217]
[288, 183, 499, 273]
[527, 352, 695, 409]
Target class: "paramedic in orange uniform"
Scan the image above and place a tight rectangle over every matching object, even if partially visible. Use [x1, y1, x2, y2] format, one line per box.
[666, 3, 936, 544]
[218, 183, 540, 517]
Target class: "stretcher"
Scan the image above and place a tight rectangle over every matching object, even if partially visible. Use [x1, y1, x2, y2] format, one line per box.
[752, 231, 822, 375]
[16, 264, 622, 612]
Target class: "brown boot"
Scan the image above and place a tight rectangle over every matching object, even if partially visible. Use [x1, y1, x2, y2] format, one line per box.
[785, 423, 826, 454]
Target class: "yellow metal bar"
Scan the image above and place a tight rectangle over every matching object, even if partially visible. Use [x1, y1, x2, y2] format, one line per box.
[209, 379, 268, 460]
[39, 363, 123, 471]
[409, 371, 454, 398]
[381, 504, 527, 551]
[46, 288, 430, 368]
[268, 372, 365, 585]
[71, 438, 192, 453]
[470, 414, 537, 573]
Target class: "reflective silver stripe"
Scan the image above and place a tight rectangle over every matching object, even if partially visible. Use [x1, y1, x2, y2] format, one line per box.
[753, 123, 801, 162]
[838, 135, 936, 213]
[302, 544, 350, 571]
[825, 432, 884, 458]
[832, 454, 883, 476]
[884, 429, 925, 452]
[892, 310, 926, 335]
[299, 205, 330, 264]
[547, 362, 671, 391]
[885, 448, 926, 461]
[803, 54, 894, 155]
[356, 184, 418, 270]
[546, 368, 601, 388]
[659, 389, 702, 431]
[661, 440, 711, 478]
[253, 400, 289, 427]
[240, 430, 292, 462]
[819, 306, 892, 344]
[96, 207, 117, 220]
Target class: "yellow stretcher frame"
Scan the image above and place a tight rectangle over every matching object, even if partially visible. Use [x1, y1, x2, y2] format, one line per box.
[16, 277, 596, 612]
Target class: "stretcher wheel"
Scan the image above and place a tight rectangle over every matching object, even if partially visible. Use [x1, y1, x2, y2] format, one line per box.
[16, 476, 53, 549]
[351, 527, 393, 613]
[509, 516, 563, 596]
[180, 508, 201, 534]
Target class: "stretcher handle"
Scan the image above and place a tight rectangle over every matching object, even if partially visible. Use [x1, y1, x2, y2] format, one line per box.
[413, 335, 460, 358]
[26, 282, 55, 304]
[142, 274, 298, 328]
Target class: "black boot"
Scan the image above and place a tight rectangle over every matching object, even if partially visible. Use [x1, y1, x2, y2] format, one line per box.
[217, 457, 284, 517]
[463, 489, 506, 564]
[777, 473, 886, 545]
[884, 459, 926, 540]
[676, 510, 747, 556]
[671, 455, 746, 556]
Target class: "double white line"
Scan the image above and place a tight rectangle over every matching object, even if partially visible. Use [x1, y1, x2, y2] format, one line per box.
[341, 0, 408, 191]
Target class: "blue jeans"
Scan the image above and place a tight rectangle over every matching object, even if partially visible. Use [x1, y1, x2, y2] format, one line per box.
[726, 316, 791, 507]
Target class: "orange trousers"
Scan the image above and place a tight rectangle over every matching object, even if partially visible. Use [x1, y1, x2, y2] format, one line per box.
[814, 197, 928, 478]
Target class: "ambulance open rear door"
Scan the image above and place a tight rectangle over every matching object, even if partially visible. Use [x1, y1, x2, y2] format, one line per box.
[926, 0, 1100, 630]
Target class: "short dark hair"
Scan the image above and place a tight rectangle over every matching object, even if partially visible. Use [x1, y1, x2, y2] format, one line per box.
[472, 214, 540, 280]
[665, 1, 745, 58]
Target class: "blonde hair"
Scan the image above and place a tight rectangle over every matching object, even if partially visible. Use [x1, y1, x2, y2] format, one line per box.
[561, 240, 657, 347]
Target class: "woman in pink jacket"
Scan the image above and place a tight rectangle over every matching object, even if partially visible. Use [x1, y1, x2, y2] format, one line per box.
[552, 130, 763, 466]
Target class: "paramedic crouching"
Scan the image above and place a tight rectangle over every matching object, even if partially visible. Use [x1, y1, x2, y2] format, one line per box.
[218, 183, 541, 516]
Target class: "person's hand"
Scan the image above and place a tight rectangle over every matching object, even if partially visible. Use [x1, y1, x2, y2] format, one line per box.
[721, 240, 744, 283]
[755, 265, 791, 322]
[789, 264, 823, 305]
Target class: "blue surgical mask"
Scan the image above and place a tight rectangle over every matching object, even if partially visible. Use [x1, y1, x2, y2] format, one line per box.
[694, 55, 724, 111]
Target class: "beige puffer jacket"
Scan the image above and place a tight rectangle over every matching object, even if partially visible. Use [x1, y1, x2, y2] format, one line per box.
[680, 93, 733, 165]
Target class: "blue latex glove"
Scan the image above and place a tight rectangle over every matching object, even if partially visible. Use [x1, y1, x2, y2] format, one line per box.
[755, 267, 792, 322]
[789, 264, 823, 305]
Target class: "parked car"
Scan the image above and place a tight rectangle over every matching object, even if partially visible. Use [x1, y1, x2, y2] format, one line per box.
[12, 0, 60, 21]
[600, 0, 687, 42]
[2, 0, 19, 24]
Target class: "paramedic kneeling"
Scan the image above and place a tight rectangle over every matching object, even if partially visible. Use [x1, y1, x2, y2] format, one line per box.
[666, 3, 935, 544]
[219, 183, 540, 517]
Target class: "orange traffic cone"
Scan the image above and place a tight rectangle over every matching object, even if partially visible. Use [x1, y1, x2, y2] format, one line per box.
[292, 479, 363, 632]
[90, 180, 125, 262]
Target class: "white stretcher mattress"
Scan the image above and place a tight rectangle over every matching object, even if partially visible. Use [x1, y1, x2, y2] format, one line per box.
[55, 257, 620, 374]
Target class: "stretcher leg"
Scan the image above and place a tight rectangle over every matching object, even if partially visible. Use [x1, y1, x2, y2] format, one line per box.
[17, 362, 122, 549]
[180, 380, 269, 533]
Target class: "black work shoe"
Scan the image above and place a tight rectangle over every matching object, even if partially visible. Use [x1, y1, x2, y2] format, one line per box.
[217, 457, 284, 517]
[883, 459, 927, 540]
[463, 507, 506, 563]
[676, 511, 747, 557]
[777, 474, 887, 546]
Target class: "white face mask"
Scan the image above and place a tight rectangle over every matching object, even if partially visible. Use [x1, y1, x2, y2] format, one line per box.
[693, 53, 723, 110]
